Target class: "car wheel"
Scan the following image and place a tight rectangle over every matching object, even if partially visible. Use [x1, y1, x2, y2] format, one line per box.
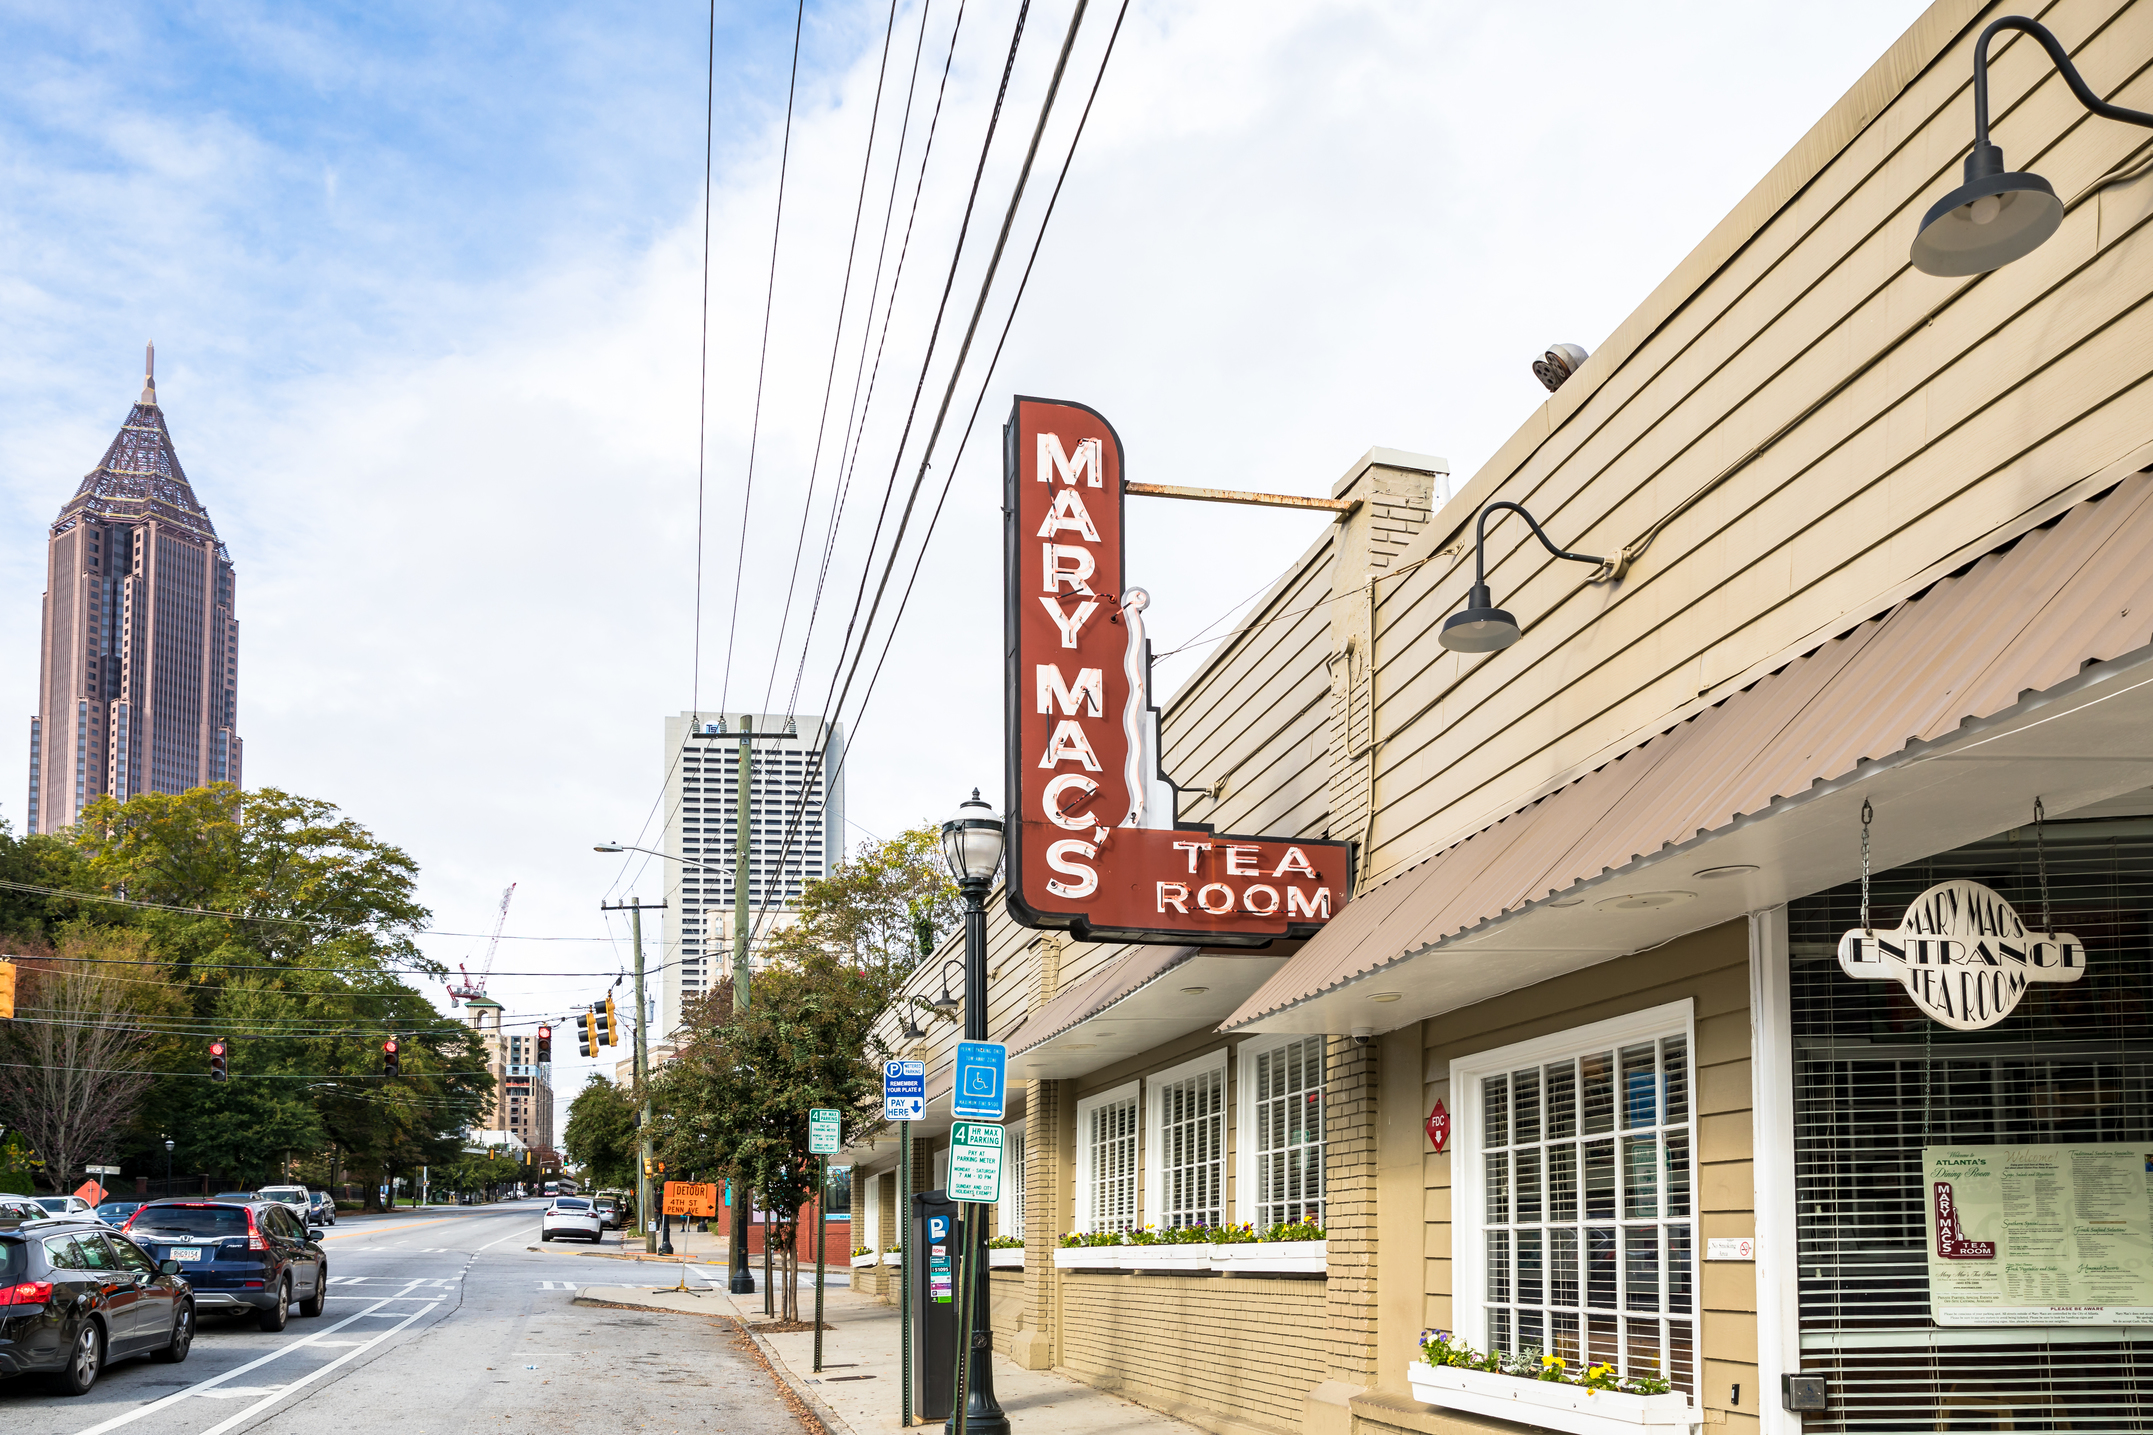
[153, 1302, 195, 1363]
[541, 1230, 553, 1242]
[300, 1266, 327, 1317]
[51, 1321, 102, 1395]
[258, 1276, 291, 1332]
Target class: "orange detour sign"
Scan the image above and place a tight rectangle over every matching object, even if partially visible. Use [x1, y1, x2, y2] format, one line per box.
[663, 1181, 718, 1218]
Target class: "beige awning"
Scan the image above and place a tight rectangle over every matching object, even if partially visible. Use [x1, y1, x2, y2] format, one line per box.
[1225, 474, 2153, 1035]
[1008, 943, 1291, 1079]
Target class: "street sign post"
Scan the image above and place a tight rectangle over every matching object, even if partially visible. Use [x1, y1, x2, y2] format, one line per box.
[883, 1059, 925, 1121]
[808, 1108, 842, 1373]
[951, 1042, 1007, 1121]
[84, 1165, 122, 1176]
[948, 1123, 1004, 1203]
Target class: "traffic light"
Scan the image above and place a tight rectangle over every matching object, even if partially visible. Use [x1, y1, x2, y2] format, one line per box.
[208, 1039, 228, 1083]
[601, 995, 619, 1047]
[536, 1024, 551, 1063]
[578, 1009, 598, 1057]
[0, 959, 14, 1020]
[382, 1038, 400, 1078]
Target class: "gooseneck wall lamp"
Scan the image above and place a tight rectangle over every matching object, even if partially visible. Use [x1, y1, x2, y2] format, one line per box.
[1911, 16, 2153, 276]
[1439, 501, 1605, 654]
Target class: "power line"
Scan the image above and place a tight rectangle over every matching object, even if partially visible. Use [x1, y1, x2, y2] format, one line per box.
[689, 0, 720, 728]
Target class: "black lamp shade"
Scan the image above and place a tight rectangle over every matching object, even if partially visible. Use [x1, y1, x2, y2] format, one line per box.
[1911, 168, 2062, 276]
[1439, 583, 1523, 653]
[940, 789, 1005, 883]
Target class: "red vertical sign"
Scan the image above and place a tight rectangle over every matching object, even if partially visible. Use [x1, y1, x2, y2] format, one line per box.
[1004, 396, 1349, 945]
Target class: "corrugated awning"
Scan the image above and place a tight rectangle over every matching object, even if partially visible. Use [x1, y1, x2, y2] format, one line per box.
[1225, 473, 2153, 1035]
[1008, 943, 1290, 1079]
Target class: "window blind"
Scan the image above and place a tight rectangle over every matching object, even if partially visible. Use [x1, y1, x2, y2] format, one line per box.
[1787, 816, 2153, 1434]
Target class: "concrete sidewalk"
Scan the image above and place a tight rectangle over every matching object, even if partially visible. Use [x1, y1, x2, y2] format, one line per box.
[579, 1257, 1200, 1435]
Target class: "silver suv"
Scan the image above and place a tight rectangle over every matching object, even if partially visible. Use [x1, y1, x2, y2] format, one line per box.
[256, 1186, 310, 1221]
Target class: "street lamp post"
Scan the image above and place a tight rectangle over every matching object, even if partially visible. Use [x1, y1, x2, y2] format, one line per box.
[939, 790, 1009, 1435]
[164, 1138, 174, 1195]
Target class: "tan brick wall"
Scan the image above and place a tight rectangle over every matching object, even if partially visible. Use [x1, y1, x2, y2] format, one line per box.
[1058, 1272, 1330, 1435]
[1324, 1034, 1380, 1383]
[1022, 1077, 1068, 1364]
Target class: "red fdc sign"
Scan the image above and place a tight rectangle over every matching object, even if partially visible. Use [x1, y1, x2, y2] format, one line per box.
[1003, 396, 1348, 945]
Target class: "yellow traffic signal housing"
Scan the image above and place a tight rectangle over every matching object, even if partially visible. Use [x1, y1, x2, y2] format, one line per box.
[601, 994, 620, 1047]
[578, 1010, 598, 1058]
[0, 960, 13, 1021]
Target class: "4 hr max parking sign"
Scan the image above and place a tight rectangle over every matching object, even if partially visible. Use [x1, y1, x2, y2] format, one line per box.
[1003, 397, 1349, 946]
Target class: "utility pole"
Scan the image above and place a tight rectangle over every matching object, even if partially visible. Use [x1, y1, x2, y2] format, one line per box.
[727, 715, 756, 1295]
[601, 896, 664, 1253]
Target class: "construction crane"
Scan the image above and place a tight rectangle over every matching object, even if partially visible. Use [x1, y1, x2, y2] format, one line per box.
[447, 883, 516, 1007]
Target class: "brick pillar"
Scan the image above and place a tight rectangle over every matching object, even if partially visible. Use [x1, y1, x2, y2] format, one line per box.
[1307, 1033, 1381, 1433]
[1011, 1076, 1065, 1370]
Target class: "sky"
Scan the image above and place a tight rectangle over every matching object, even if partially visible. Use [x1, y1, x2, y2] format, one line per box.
[0, 0, 1932, 1105]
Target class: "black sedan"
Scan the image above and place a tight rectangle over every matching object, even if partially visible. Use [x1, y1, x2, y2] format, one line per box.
[0, 1216, 194, 1394]
[122, 1200, 326, 1330]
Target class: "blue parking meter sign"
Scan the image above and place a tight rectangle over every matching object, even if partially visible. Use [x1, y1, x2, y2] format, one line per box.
[883, 1059, 926, 1121]
[951, 1041, 1007, 1120]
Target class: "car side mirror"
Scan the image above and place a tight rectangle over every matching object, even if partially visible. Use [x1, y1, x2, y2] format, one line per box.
[308, 1227, 326, 1240]
[159, 1260, 182, 1275]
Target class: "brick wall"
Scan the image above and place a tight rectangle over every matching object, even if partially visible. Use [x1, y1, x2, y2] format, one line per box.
[1057, 1272, 1329, 1435]
[1323, 1034, 1380, 1385]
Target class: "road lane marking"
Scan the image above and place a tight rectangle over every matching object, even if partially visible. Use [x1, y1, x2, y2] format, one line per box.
[193, 1301, 440, 1435]
[475, 1224, 542, 1252]
[67, 1299, 398, 1435]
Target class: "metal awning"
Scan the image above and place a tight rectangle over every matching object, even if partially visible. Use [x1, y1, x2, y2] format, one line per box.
[1007, 943, 1292, 1079]
[1225, 473, 2153, 1036]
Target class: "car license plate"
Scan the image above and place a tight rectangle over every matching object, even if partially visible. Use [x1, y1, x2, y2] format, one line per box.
[171, 1247, 203, 1262]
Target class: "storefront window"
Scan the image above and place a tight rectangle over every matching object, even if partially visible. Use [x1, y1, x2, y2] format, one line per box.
[1460, 1018, 1694, 1395]
[1077, 1084, 1139, 1233]
[1155, 1063, 1224, 1229]
[1250, 1036, 1325, 1228]
[1788, 813, 2153, 1434]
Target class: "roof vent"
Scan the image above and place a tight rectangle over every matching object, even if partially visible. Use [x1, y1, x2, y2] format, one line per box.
[1533, 343, 1590, 393]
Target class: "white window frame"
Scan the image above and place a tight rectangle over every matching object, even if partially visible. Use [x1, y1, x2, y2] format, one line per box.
[1074, 1080, 1141, 1234]
[1143, 1050, 1228, 1230]
[1450, 999, 1697, 1385]
[1235, 1032, 1327, 1229]
[997, 1120, 1027, 1240]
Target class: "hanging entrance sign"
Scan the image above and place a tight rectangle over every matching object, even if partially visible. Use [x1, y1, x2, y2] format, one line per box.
[1837, 879, 2086, 1030]
[1003, 396, 1350, 946]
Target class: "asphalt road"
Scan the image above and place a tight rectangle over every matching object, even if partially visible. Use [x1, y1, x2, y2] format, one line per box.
[0, 1204, 806, 1435]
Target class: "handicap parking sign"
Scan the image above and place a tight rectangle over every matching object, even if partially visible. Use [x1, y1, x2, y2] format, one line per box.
[951, 1041, 1007, 1120]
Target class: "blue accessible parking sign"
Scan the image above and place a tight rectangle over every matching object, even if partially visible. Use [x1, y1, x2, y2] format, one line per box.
[883, 1059, 925, 1121]
[951, 1041, 1007, 1121]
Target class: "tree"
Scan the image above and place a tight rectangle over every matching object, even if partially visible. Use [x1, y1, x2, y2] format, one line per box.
[0, 926, 183, 1193]
[654, 953, 887, 1322]
[563, 1074, 638, 1194]
[759, 825, 957, 978]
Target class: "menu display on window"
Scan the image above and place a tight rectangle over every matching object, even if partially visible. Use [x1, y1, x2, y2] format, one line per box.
[1923, 1144, 2153, 1326]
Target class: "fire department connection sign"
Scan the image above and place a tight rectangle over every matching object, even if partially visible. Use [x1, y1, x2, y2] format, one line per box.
[1003, 396, 1349, 945]
[1838, 879, 2086, 1030]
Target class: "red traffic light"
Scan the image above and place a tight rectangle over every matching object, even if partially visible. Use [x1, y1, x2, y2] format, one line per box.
[382, 1038, 401, 1078]
[383, 1039, 399, 1053]
[208, 1038, 229, 1082]
[208, 1040, 226, 1056]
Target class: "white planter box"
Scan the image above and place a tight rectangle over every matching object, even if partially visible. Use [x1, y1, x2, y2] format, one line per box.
[987, 1248, 1024, 1269]
[1210, 1239, 1327, 1274]
[880, 1251, 902, 1266]
[849, 1253, 880, 1268]
[1406, 1363, 1698, 1435]
[1117, 1244, 1214, 1271]
[1053, 1245, 1123, 1270]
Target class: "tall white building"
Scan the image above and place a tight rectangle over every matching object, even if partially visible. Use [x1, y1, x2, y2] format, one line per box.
[658, 711, 845, 1037]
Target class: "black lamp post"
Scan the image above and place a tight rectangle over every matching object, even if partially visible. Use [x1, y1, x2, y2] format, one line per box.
[1910, 16, 2153, 276]
[163, 1139, 174, 1193]
[1438, 501, 1606, 654]
[939, 789, 1008, 1435]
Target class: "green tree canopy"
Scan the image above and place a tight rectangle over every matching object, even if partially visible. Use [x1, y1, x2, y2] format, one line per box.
[757, 825, 956, 977]
[563, 1074, 638, 1194]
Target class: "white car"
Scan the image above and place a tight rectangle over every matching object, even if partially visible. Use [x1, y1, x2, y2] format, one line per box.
[33, 1195, 96, 1218]
[258, 1184, 311, 1219]
[541, 1197, 603, 1243]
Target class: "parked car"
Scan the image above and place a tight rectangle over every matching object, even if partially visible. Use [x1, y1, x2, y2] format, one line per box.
[0, 1196, 45, 1221]
[0, 1217, 194, 1393]
[540, 1197, 602, 1243]
[95, 1201, 146, 1228]
[591, 1195, 621, 1230]
[256, 1185, 310, 1220]
[211, 1192, 256, 1201]
[305, 1191, 337, 1227]
[121, 1200, 327, 1331]
[33, 1197, 95, 1219]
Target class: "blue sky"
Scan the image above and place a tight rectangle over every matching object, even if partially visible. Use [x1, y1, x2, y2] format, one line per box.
[0, 0, 1935, 1093]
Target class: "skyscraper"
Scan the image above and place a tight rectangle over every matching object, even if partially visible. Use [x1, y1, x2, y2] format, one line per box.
[28, 347, 240, 832]
[657, 711, 845, 1036]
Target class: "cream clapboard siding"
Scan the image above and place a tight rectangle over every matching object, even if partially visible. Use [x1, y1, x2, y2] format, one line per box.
[1412, 922, 1754, 1435]
[1347, 0, 2153, 890]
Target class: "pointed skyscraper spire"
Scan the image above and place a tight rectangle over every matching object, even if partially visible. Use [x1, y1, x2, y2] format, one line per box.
[63, 350, 216, 541]
[140, 340, 156, 406]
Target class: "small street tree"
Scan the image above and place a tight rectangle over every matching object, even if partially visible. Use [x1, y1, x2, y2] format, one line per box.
[563, 1074, 638, 1195]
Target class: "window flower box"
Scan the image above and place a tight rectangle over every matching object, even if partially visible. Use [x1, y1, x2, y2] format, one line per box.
[849, 1252, 880, 1268]
[1406, 1363, 1697, 1435]
[987, 1248, 1024, 1269]
[1052, 1245, 1122, 1270]
[880, 1251, 902, 1266]
[1117, 1243, 1213, 1272]
[1209, 1238, 1326, 1274]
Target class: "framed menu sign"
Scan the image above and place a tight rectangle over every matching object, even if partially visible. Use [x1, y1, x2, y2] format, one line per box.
[1923, 1144, 2153, 1325]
